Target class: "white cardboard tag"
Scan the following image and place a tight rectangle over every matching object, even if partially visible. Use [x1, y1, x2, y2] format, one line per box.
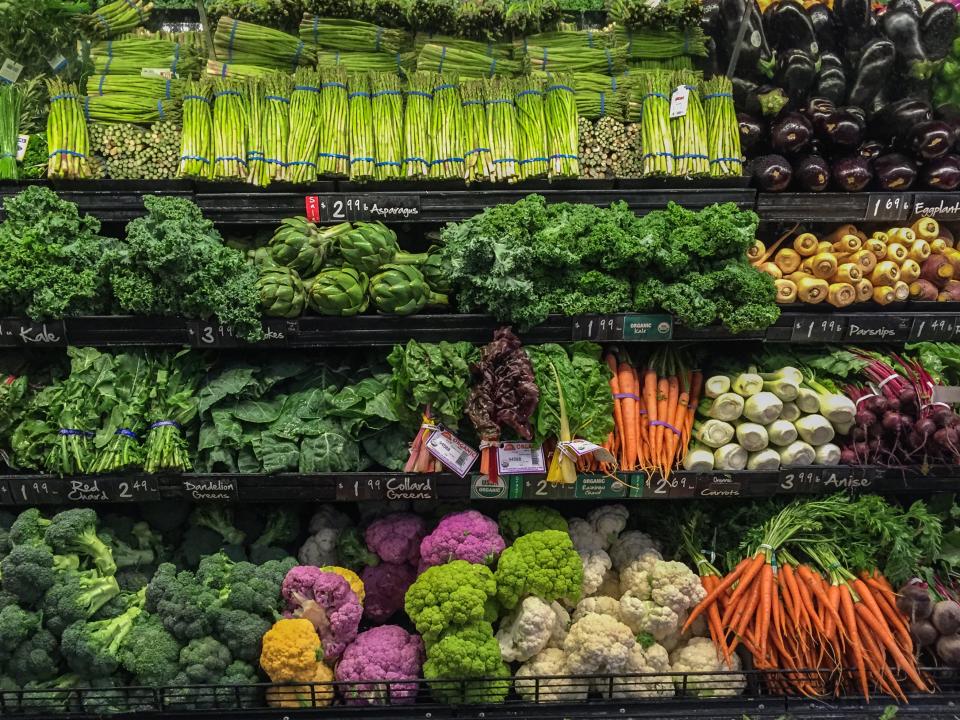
[0, 59, 23, 84]
[426, 429, 479, 477]
[15, 135, 28, 162]
[497, 442, 546, 474]
[669, 86, 689, 119]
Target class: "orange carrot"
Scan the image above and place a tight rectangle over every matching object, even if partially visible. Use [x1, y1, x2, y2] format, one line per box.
[838, 587, 870, 700]
[682, 557, 751, 632]
[642, 368, 658, 469]
[605, 354, 625, 464]
[756, 562, 773, 659]
[853, 598, 928, 691]
[661, 373, 681, 472]
[683, 370, 703, 460]
[617, 361, 636, 470]
[723, 552, 768, 617]
[655, 376, 669, 473]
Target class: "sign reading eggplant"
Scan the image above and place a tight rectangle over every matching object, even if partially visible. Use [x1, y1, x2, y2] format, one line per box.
[912, 195, 960, 220]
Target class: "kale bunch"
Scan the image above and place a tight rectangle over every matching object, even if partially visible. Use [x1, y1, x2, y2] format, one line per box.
[110, 196, 261, 341]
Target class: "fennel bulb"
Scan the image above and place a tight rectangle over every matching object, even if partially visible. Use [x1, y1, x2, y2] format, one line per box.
[760, 366, 804, 385]
[796, 386, 821, 414]
[695, 419, 735, 448]
[795, 414, 835, 446]
[767, 419, 798, 447]
[763, 378, 800, 401]
[704, 375, 731, 399]
[683, 444, 715, 472]
[778, 440, 816, 466]
[714, 443, 748, 470]
[736, 422, 769, 452]
[815, 442, 841, 465]
[747, 448, 781, 470]
[743, 392, 783, 425]
[732, 372, 763, 397]
[779, 402, 801, 422]
[704, 393, 745, 421]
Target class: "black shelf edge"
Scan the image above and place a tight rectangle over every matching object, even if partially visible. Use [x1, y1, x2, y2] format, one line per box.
[756, 191, 960, 223]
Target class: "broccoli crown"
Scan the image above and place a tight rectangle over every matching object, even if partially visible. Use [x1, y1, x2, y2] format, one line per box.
[9, 628, 62, 686]
[9, 509, 50, 547]
[223, 561, 285, 617]
[0, 589, 18, 612]
[165, 673, 216, 711]
[423, 623, 510, 705]
[44, 509, 117, 577]
[92, 587, 146, 621]
[179, 637, 232, 684]
[176, 525, 231, 568]
[0, 604, 41, 661]
[404, 560, 498, 643]
[1, 543, 56, 605]
[494, 529, 583, 609]
[0, 510, 15, 555]
[213, 608, 271, 663]
[336, 527, 379, 571]
[146, 564, 216, 641]
[116, 566, 153, 593]
[118, 612, 182, 686]
[252, 508, 300, 549]
[60, 605, 141, 678]
[190, 507, 245, 546]
[215, 660, 260, 708]
[42, 570, 121, 637]
[99, 527, 155, 569]
[17, 673, 79, 713]
[196, 552, 234, 592]
[498, 506, 568, 543]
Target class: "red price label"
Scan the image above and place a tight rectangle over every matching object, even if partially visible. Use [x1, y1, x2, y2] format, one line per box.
[305, 195, 321, 223]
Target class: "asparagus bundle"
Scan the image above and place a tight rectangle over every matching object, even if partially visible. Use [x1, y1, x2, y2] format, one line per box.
[90, 121, 181, 180]
[612, 27, 708, 59]
[317, 66, 349, 176]
[246, 79, 268, 186]
[523, 29, 616, 51]
[85, 0, 152, 39]
[179, 79, 214, 179]
[317, 50, 414, 74]
[702, 75, 742, 178]
[285, 68, 322, 183]
[544, 73, 579, 178]
[578, 116, 642, 179]
[214, 17, 316, 70]
[413, 33, 513, 58]
[522, 43, 627, 75]
[371, 72, 404, 180]
[402, 71, 434, 178]
[546, 72, 630, 120]
[90, 39, 184, 76]
[515, 77, 547, 179]
[86, 75, 182, 99]
[639, 73, 674, 176]
[82, 95, 181, 124]
[46, 80, 92, 179]
[670, 74, 708, 177]
[429, 75, 465, 179]
[212, 78, 248, 180]
[631, 56, 696, 71]
[301, 15, 412, 54]
[0, 84, 22, 181]
[417, 44, 521, 77]
[348, 74, 376, 180]
[206, 61, 275, 79]
[461, 79, 492, 183]
[487, 77, 518, 183]
[262, 74, 292, 184]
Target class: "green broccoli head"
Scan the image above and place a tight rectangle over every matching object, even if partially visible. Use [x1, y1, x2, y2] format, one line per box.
[145, 564, 216, 642]
[404, 560, 498, 643]
[213, 608, 271, 663]
[251, 508, 300, 549]
[60, 604, 141, 678]
[1, 544, 57, 605]
[423, 623, 510, 705]
[115, 566, 153, 593]
[99, 527, 155, 569]
[0, 604, 42, 662]
[9, 627, 62, 686]
[0, 510, 15, 555]
[44, 509, 117, 577]
[190, 507, 245, 546]
[196, 552, 235, 592]
[223, 561, 285, 617]
[17, 673, 79, 713]
[42, 570, 121, 637]
[179, 637, 232, 684]
[215, 660, 260, 709]
[8, 509, 50, 547]
[336, 526, 379, 571]
[176, 525, 233, 568]
[494, 529, 583, 609]
[118, 612, 182, 686]
[498, 506, 568, 543]
[165, 672, 216, 711]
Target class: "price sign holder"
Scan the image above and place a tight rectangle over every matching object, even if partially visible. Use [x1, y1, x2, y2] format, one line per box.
[845, 316, 912, 343]
[697, 473, 742, 497]
[622, 314, 673, 341]
[305, 194, 421, 223]
[8, 477, 66, 505]
[336, 476, 385, 501]
[778, 466, 875, 494]
[519, 477, 576, 500]
[261, 319, 297, 345]
[187, 321, 238, 348]
[909, 317, 960, 342]
[0, 319, 68, 346]
[0, 479, 16, 506]
[572, 315, 624, 341]
[864, 193, 912, 222]
[575, 474, 628, 499]
[648, 473, 697, 498]
[789, 316, 846, 343]
[572, 314, 672, 342]
[98, 476, 160, 502]
[182, 476, 239, 501]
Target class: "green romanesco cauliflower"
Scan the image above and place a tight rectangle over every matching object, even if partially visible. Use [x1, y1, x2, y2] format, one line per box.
[497, 506, 568, 543]
[423, 623, 510, 704]
[494, 530, 583, 609]
[404, 560, 498, 643]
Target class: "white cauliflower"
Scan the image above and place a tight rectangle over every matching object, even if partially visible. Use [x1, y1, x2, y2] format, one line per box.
[599, 642, 674, 699]
[609, 530, 661, 571]
[567, 518, 605, 552]
[307, 504, 351, 534]
[497, 597, 570, 663]
[572, 596, 622, 624]
[619, 593, 680, 641]
[649, 560, 707, 614]
[579, 548, 612, 597]
[669, 637, 745, 698]
[587, 504, 629, 548]
[597, 567, 621, 598]
[563, 612, 635, 675]
[515, 648, 589, 703]
[618, 553, 661, 598]
[297, 527, 339, 566]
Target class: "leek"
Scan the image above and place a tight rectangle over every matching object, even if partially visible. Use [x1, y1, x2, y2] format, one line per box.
[795, 414, 835, 446]
[747, 448, 781, 471]
[743, 392, 783, 425]
[778, 440, 816, 467]
[735, 422, 768, 452]
[768, 419, 798, 447]
[714, 443, 748, 471]
[704, 375, 730, 399]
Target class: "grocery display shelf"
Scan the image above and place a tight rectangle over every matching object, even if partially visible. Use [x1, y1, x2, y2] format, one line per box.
[755, 191, 960, 224]
[0, 466, 953, 506]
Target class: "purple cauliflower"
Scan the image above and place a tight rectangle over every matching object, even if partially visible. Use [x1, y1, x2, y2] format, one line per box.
[282, 566, 362, 662]
[281, 565, 326, 604]
[418, 510, 505, 570]
[361, 562, 416, 624]
[364, 513, 427, 565]
[335, 626, 425, 706]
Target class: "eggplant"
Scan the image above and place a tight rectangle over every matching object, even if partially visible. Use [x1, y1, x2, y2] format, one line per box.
[842, 105, 868, 128]
[836, 0, 874, 53]
[752, 154, 794, 191]
[920, 2, 958, 61]
[719, 0, 774, 78]
[802, 97, 835, 126]
[815, 60, 847, 106]
[922, 154, 960, 190]
[807, 4, 839, 55]
[777, 48, 818, 102]
[701, 0, 723, 39]
[882, 10, 927, 64]
[832, 155, 873, 191]
[795, 155, 830, 191]
[872, 97, 933, 141]
[771, 112, 814, 154]
[769, 0, 820, 57]
[858, 139, 885, 160]
[737, 113, 767, 154]
[888, 0, 922, 17]
[908, 120, 954, 160]
[847, 38, 896, 109]
[816, 110, 863, 147]
[874, 152, 918, 190]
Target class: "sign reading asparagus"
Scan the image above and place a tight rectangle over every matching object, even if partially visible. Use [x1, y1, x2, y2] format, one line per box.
[305, 194, 421, 222]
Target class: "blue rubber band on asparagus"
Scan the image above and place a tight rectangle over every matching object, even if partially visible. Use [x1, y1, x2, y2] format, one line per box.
[702, 92, 733, 100]
[227, 17, 239, 62]
[519, 157, 547, 165]
[549, 153, 578, 160]
[50, 93, 76, 102]
[492, 157, 516, 164]
[546, 84, 574, 93]
[600, 91, 605, 116]
[350, 156, 375, 163]
[611, 75, 617, 91]
[292, 40, 304, 71]
[266, 95, 290, 103]
[517, 89, 542, 98]
[605, 47, 612, 74]
[407, 89, 431, 99]
[294, 84, 321, 93]
[221, 62, 228, 78]
[184, 94, 211, 104]
[322, 81, 347, 90]
[587, 30, 594, 48]
[49, 149, 87, 159]
[541, 46, 548, 71]
[488, 57, 496, 78]
[372, 89, 402, 98]
[158, 99, 164, 120]
[464, 147, 490, 156]
[287, 160, 317, 168]
[313, 15, 319, 46]
[98, 74, 106, 96]
[375, 160, 401, 167]
[179, 154, 210, 164]
[317, 152, 349, 160]
[709, 157, 742, 164]
[165, 78, 172, 99]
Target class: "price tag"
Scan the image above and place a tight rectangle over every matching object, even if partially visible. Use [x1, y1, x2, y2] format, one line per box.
[933, 386, 960, 404]
[0, 320, 68, 346]
[98, 476, 159, 502]
[0, 480, 15, 506]
[47, 54, 67, 73]
[864, 193, 912, 222]
[187, 321, 238, 348]
[182, 476, 239, 501]
[697, 473, 742, 497]
[622, 314, 673, 341]
[15, 135, 28, 162]
[575, 474, 628, 499]
[789, 316, 846, 343]
[305, 195, 421, 223]
[497, 442, 546, 475]
[572, 315, 623, 341]
[141, 67, 176, 79]
[669, 85, 689, 118]
[471, 474, 510, 500]
[779, 466, 874, 493]
[845, 316, 912, 343]
[336, 476, 384, 501]
[0, 59, 23, 84]
[426, 429, 479, 477]
[909, 317, 959, 342]
[8, 477, 65, 504]
[912, 194, 960, 221]
[260, 319, 296, 345]
[519, 477, 576, 500]
[649, 473, 697, 498]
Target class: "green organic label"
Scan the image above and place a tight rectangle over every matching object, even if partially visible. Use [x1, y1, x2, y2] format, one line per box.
[471, 475, 509, 500]
[622, 314, 673, 341]
[575, 474, 628, 499]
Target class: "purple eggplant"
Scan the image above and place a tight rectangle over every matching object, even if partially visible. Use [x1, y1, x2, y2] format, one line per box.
[771, 112, 814, 154]
[815, 54, 847, 106]
[802, 97, 836, 126]
[874, 153, 918, 190]
[832, 155, 873, 191]
[920, 2, 958, 60]
[908, 120, 954, 160]
[858, 139, 885, 160]
[847, 38, 896, 109]
[737, 113, 767, 154]
[816, 110, 863, 147]
[769, 0, 820, 57]
[795, 155, 830, 191]
[873, 98, 933, 141]
[922, 154, 960, 190]
[752, 154, 794, 191]
[807, 3, 839, 55]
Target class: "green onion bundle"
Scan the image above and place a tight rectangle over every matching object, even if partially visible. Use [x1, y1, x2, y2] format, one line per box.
[318, 66, 349, 176]
[300, 16, 412, 54]
[179, 79, 214, 179]
[639, 73, 674, 176]
[262, 74, 292, 184]
[85, 75, 182, 99]
[461, 79, 492, 183]
[670, 73, 708, 177]
[702, 75, 742, 178]
[317, 51, 414, 75]
[214, 17, 316, 70]
[47, 79, 92, 179]
[0, 85, 21, 180]
[515, 77, 547, 179]
[486, 77, 518, 183]
[206, 61, 274, 79]
[429, 74, 464, 179]
[348, 74, 376, 180]
[402, 71, 433, 178]
[543, 73, 578, 178]
[370, 72, 404, 180]
[84, 0, 152, 39]
[285, 68, 322, 184]
[90, 39, 181, 76]
[612, 27, 708, 59]
[212, 78, 248, 180]
[246, 79, 268, 186]
[417, 43, 520, 78]
[522, 43, 626, 75]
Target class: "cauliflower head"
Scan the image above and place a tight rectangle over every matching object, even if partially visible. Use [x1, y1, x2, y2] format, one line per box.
[619, 592, 680, 641]
[567, 518, 605, 553]
[515, 648, 589, 703]
[364, 513, 426, 566]
[580, 549, 612, 597]
[572, 595, 622, 624]
[586, 505, 629, 548]
[265, 661, 335, 708]
[563, 612, 635, 675]
[498, 506, 568, 543]
[669, 637, 745, 698]
[298, 527, 339, 567]
[495, 530, 583, 610]
[423, 623, 510, 705]
[648, 560, 707, 616]
[335, 625, 424, 706]
[609, 530, 661, 572]
[601, 642, 674, 700]
[319, 565, 365, 604]
[404, 560, 497, 643]
[419, 510, 506, 569]
[259, 618, 323, 683]
[496, 596, 569, 663]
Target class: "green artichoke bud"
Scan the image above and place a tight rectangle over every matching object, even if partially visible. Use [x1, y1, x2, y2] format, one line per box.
[421, 250, 452, 295]
[268, 218, 350, 278]
[248, 246, 276, 268]
[258, 266, 307, 318]
[339, 221, 427, 275]
[309, 267, 370, 316]
[370, 264, 448, 315]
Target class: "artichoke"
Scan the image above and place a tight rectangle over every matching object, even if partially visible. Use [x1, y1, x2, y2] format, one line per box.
[268, 217, 350, 278]
[421, 250, 452, 295]
[308, 267, 370, 316]
[370, 264, 448, 315]
[339, 221, 427, 274]
[258, 266, 307, 318]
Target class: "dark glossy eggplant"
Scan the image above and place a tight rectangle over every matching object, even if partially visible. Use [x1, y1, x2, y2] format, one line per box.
[874, 153, 918, 190]
[832, 155, 873, 191]
[920, 2, 958, 61]
[795, 155, 830, 191]
[882, 10, 926, 64]
[777, 48, 818, 101]
[908, 120, 954, 159]
[802, 97, 835, 126]
[872, 97, 933, 140]
[701, 0, 723, 39]
[771, 112, 814, 154]
[888, 0, 922, 17]
[807, 3, 839, 56]
[817, 110, 863, 147]
[836, 0, 874, 52]
[847, 38, 896, 108]
[720, 0, 775, 78]
[842, 106, 868, 128]
[737, 113, 767, 154]
[769, 0, 820, 57]
[815, 58, 847, 106]
[858, 139, 885, 160]
[921, 154, 960, 190]
[752, 154, 794, 191]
